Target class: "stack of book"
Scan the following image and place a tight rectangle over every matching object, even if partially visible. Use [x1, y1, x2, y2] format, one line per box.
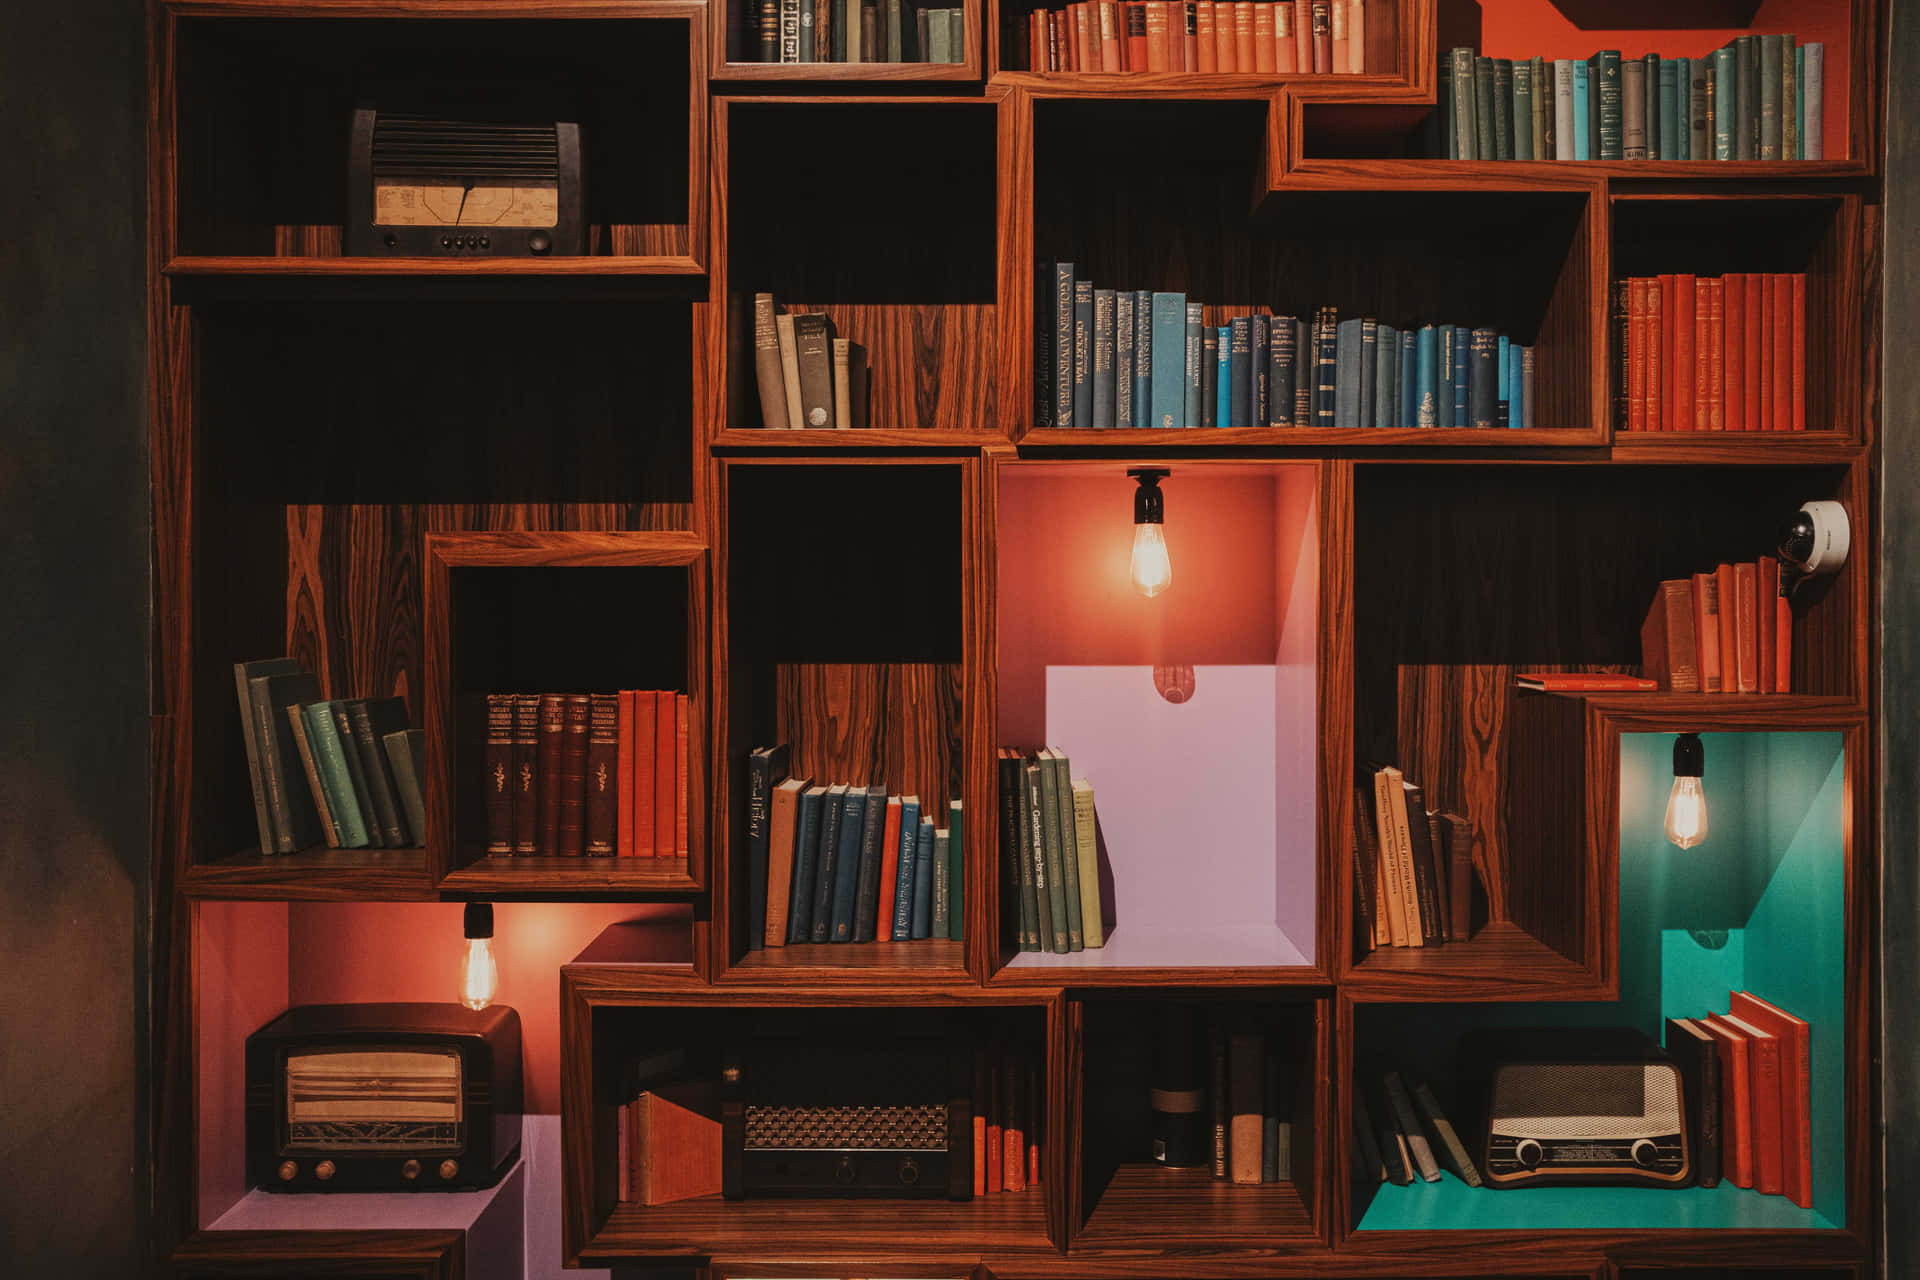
[1354, 1070, 1481, 1187]
[971, 1041, 1044, 1194]
[751, 294, 869, 430]
[1207, 1019, 1295, 1184]
[1036, 265, 1535, 430]
[481, 691, 691, 859]
[998, 747, 1104, 954]
[1017, 0, 1367, 75]
[1667, 992, 1813, 1204]
[1432, 39, 1823, 162]
[1351, 765, 1477, 955]
[746, 745, 965, 948]
[235, 658, 424, 854]
[746, 0, 965, 63]
[615, 1049, 721, 1207]
[1641, 561, 1794, 695]
[1614, 273, 1806, 432]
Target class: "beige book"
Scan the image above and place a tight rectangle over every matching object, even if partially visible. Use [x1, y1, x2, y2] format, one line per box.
[775, 312, 804, 429]
[833, 338, 852, 428]
[1070, 778, 1104, 947]
[1371, 770, 1410, 946]
[1379, 767, 1424, 948]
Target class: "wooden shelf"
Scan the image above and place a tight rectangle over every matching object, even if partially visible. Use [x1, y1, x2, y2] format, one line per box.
[1020, 427, 1601, 448]
[997, 71, 1409, 93]
[723, 937, 971, 981]
[183, 848, 435, 900]
[437, 855, 699, 896]
[164, 254, 704, 278]
[1072, 1164, 1316, 1255]
[714, 428, 1008, 450]
[1343, 921, 1598, 1000]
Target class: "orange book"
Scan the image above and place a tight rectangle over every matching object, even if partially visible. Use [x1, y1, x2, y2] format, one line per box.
[1655, 274, 1675, 430]
[1646, 276, 1665, 430]
[616, 691, 636, 856]
[972, 1047, 989, 1196]
[1781, 270, 1797, 429]
[632, 691, 656, 854]
[674, 693, 690, 857]
[1715, 563, 1739, 687]
[1672, 273, 1695, 431]
[654, 689, 676, 859]
[1293, 0, 1312, 72]
[1098, 0, 1122, 71]
[1724, 274, 1746, 430]
[1003, 1056, 1027, 1192]
[1515, 672, 1658, 692]
[1274, 0, 1296, 71]
[1328, 0, 1347, 72]
[1731, 990, 1813, 1208]
[1718, 1012, 1784, 1195]
[1126, 1, 1148, 69]
[1253, 2, 1274, 71]
[1758, 273, 1776, 429]
[631, 1086, 723, 1206]
[1346, 0, 1362, 71]
[876, 795, 902, 941]
[1215, 0, 1236, 69]
[1193, 0, 1214, 70]
[1756, 556, 1779, 695]
[1734, 563, 1759, 693]
[1181, 0, 1199, 70]
[1626, 278, 1648, 430]
[1777, 588, 1793, 692]
[1031, 10, 1047, 69]
[1146, 0, 1171, 70]
[1692, 571, 1722, 693]
[1693, 277, 1710, 430]
[1744, 267, 1764, 430]
[1699, 1015, 1753, 1188]
[986, 1048, 1003, 1192]
[1706, 277, 1725, 430]
[1233, 2, 1255, 72]
[1771, 272, 1793, 430]
[1640, 579, 1699, 693]
[764, 777, 806, 948]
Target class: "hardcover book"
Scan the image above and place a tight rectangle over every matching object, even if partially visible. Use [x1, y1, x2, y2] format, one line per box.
[764, 776, 809, 948]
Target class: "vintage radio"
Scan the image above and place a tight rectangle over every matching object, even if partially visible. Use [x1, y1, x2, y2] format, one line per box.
[246, 1003, 522, 1192]
[1473, 1029, 1692, 1189]
[721, 1039, 972, 1199]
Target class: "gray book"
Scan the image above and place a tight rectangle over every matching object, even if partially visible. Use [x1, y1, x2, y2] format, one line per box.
[1780, 34, 1797, 162]
[1043, 749, 1083, 951]
[1356, 318, 1377, 430]
[947, 6, 963, 60]
[1183, 302, 1205, 431]
[910, 818, 936, 938]
[1450, 47, 1477, 160]
[927, 7, 950, 62]
[1689, 57, 1710, 159]
[930, 827, 951, 936]
[1622, 56, 1648, 160]
[234, 657, 301, 853]
[1383, 1072, 1440, 1182]
[1735, 35, 1757, 160]
[1804, 43, 1823, 160]
[1759, 33, 1783, 160]
[1413, 1081, 1483, 1187]
[1072, 279, 1093, 428]
[1036, 750, 1077, 951]
[1553, 59, 1575, 161]
[1529, 55, 1548, 160]
[1373, 324, 1398, 428]
[1114, 290, 1134, 428]
[1333, 317, 1362, 429]
[382, 728, 428, 851]
[1092, 288, 1116, 429]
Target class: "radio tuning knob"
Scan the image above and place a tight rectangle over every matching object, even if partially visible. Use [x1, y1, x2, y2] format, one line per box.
[528, 231, 552, 255]
[898, 1156, 920, 1186]
[1631, 1139, 1659, 1168]
[401, 1159, 421, 1181]
[314, 1160, 336, 1181]
[834, 1155, 856, 1184]
[439, 1159, 460, 1181]
[1514, 1139, 1544, 1169]
[277, 1160, 298, 1182]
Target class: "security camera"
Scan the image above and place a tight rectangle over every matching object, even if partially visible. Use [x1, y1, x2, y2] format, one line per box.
[1780, 500, 1851, 586]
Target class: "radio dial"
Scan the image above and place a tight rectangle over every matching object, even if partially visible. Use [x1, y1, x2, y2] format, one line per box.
[439, 1160, 460, 1181]
[1514, 1139, 1544, 1169]
[401, 1160, 421, 1181]
[1631, 1139, 1658, 1168]
[834, 1155, 857, 1184]
[898, 1156, 920, 1186]
[315, 1160, 336, 1181]
[277, 1160, 298, 1182]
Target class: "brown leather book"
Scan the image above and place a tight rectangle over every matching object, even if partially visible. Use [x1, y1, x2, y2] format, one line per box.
[1734, 563, 1759, 693]
[1640, 578, 1700, 692]
[751, 294, 790, 430]
[763, 777, 808, 949]
[558, 694, 591, 857]
[536, 694, 565, 855]
[1422, 809, 1450, 941]
[1692, 571, 1723, 692]
[1443, 812, 1474, 940]
[631, 1085, 723, 1206]
[633, 691, 656, 856]
[513, 694, 540, 854]
[586, 693, 618, 855]
[484, 694, 514, 854]
[654, 690, 677, 860]
[1309, 0, 1329, 73]
[1252, 2, 1273, 72]
[1757, 556, 1779, 694]
[675, 693, 691, 858]
[1097, 0, 1121, 70]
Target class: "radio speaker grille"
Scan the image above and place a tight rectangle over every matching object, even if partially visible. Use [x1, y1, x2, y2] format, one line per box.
[1490, 1063, 1682, 1139]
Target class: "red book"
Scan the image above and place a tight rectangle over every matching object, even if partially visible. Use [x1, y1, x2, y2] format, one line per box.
[1777, 587, 1793, 692]
[1706, 278, 1725, 430]
[1126, 1, 1148, 70]
[1692, 571, 1723, 693]
[1791, 272, 1807, 430]
[1309, 0, 1330, 72]
[1757, 555, 1779, 695]
[537, 693, 565, 856]
[675, 693, 690, 858]
[616, 690, 635, 856]
[1718, 1012, 1784, 1195]
[1731, 990, 1813, 1207]
[1646, 276, 1665, 430]
[1693, 277, 1711, 431]
[1744, 268, 1765, 430]
[1514, 672, 1658, 692]
[1626, 277, 1649, 431]
[1294, 0, 1312, 73]
[1252, 2, 1274, 71]
[1274, 0, 1296, 72]
[1655, 274, 1674, 430]
[1098, 0, 1122, 70]
[876, 795, 903, 941]
[1715, 563, 1739, 688]
[1771, 272, 1793, 431]
[1758, 273, 1776, 429]
[1147, 0, 1172, 70]
[1724, 273, 1746, 430]
[1672, 273, 1695, 431]
[1640, 579, 1699, 692]
[1233, 1, 1255, 71]
[1181, 0, 1199, 70]
[1734, 563, 1759, 693]
[654, 689, 676, 860]
[1215, 0, 1237, 69]
[632, 691, 656, 855]
[1699, 1015, 1753, 1188]
[1003, 1055, 1027, 1192]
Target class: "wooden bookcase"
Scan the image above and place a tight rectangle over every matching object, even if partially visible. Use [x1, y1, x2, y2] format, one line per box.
[147, 0, 1887, 1275]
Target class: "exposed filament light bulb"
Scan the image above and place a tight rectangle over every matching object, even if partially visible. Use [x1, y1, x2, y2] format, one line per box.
[1128, 468, 1172, 599]
[461, 902, 499, 1011]
[1664, 733, 1709, 850]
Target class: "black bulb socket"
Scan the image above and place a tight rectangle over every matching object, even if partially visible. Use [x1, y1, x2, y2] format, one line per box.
[464, 901, 494, 940]
[1129, 468, 1169, 525]
[1672, 732, 1704, 779]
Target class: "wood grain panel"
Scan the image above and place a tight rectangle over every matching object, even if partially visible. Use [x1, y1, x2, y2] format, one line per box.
[166, 1229, 463, 1279]
[774, 663, 965, 805]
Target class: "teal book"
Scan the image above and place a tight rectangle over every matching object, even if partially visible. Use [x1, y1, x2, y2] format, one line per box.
[1572, 58, 1591, 159]
[1512, 58, 1533, 160]
[1590, 50, 1622, 160]
[1229, 316, 1252, 428]
[1314, 308, 1338, 427]
[1072, 279, 1093, 428]
[1092, 287, 1116, 429]
[1183, 302, 1205, 429]
[1436, 324, 1456, 430]
[1398, 329, 1416, 429]
[1712, 46, 1735, 159]
[1467, 328, 1499, 429]
[826, 785, 869, 941]
[890, 795, 922, 939]
[1472, 57, 1496, 161]
[1203, 324, 1222, 428]
[808, 783, 849, 943]
[1450, 47, 1477, 159]
[911, 817, 936, 940]
[302, 701, 370, 848]
[1150, 292, 1186, 428]
[1688, 56, 1709, 159]
[1674, 56, 1692, 159]
[1334, 317, 1362, 429]
[1758, 33, 1783, 160]
[1734, 35, 1757, 159]
[1452, 343, 1469, 427]
[1133, 290, 1153, 425]
[947, 798, 964, 942]
[930, 827, 951, 938]
[381, 728, 428, 850]
[1356, 318, 1377, 428]
[848, 784, 889, 942]
[329, 700, 385, 847]
[1658, 56, 1680, 160]
[1496, 334, 1511, 427]
[788, 785, 827, 943]
[1415, 325, 1438, 428]
[1250, 314, 1269, 427]
[1373, 324, 1398, 428]
[1114, 290, 1134, 428]
[1043, 750, 1083, 951]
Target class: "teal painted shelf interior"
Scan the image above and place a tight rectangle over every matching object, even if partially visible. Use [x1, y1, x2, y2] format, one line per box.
[1355, 731, 1847, 1232]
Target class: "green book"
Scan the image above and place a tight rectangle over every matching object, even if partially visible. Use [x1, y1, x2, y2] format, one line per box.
[930, 827, 951, 938]
[1449, 47, 1477, 160]
[1735, 35, 1758, 159]
[302, 701, 370, 848]
[1781, 34, 1797, 162]
[1070, 778, 1105, 947]
[1510, 58, 1532, 160]
[1589, 50, 1623, 160]
[1656, 56, 1678, 161]
[1024, 760, 1063, 952]
[1529, 55, 1548, 160]
[1472, 57, 1496, 162]
[382, 728, 428, 850]
[1759, 33, 1783, 159]
[1036, 750, 1079, 951]
[1045, 750, 1083, 951]
[1491, 58, 1514, 160]
[1001, 754, 1037, 950]
[947, 798, 964, 942]
[1712, 46, 1735, 159]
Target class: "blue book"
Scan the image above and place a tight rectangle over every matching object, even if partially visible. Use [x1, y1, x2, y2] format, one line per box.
[1712, 47, 1735, 159]
[1203, 325, 1222, 428]
[1114, 290, 1134, 429]
[1497, 334, 1511, 427]
[889, 795, 922, 938]
[1092, 288, 1117, 429]
[1229, 316, 1253, 428]
[1149, 293, 1186, 428]
[787, 785, 826, 943]
[1467, 328, 1499, 428]
[1270, 317, 1296, 427]
[1132, 290, 1153, 425]
[1658, 58, 1680, 160]
[1373, 324, 1398, 428]
[1250, 314, 1269, 427]
[807, 784, 848, 942]
[1051, 263, 1076, 428]
[1315, 310, 1338, 427]
[844, 784, 889, 942]
[1356, 319, 1377, 429]
[1398, 330, 1416, 429]
[1573, 60, 1591, 159]
[910, 818, 936, 939]
[819, 784, 863, 942]
[1333, 318, 1361, 428]
[1415, 325, 1438, 428]
[1071, 280, 1093, 428]
[1183, 303, 1205, 429]
[1436, 325, 1456, 429]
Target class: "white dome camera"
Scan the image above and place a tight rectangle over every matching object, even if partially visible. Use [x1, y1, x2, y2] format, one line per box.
[1780, 500, 1851, 581]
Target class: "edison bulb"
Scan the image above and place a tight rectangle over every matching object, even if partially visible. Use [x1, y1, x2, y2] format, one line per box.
[1664, 775, 1709, 850]
[459, 936, 498, 1010]
[1130, 522, 1172, 598]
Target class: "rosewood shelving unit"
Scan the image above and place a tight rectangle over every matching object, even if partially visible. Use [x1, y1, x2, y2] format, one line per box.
[149, 0, 1887, 1276]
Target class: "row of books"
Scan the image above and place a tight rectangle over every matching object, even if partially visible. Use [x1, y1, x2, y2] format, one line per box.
[746, 0, 965, 63]
[746, 745, 966, 946]
[997, 747, 1104, 953]
[1432, 38, 1824, 162]
[1352, 765, 1476, 953]
[480, 691, 691, 858]
[1667, 992, 1814, 1205]
[1015, 0, 1369, 76]
[1614, 273, 1807, 433]
[1203, 1020, 1295, 1183]
[1036, 267, 1536, 430]
[236, 659, 424, 853]
[971, 1042, 1044, 1193]
[1353, 1070, 1478, 1187]
[1642, 560, 1794, 695]
[751, 294, 870, 430]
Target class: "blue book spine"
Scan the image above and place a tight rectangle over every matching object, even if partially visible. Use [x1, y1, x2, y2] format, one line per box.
[889, 797, 921, 938]
[1573, 60, 1591, 160]
[1183, 303, 1205, 429]
[1230, 316, 1253, 429]
[1132, 290, 1153, 424]
[1270, 317, 1295, 427]
[1114, 290, 1134, 429]
[1398, 331, 1416, 430]
[1436, 325, 1455, 429]
[1091, 288, 1116, 429]
[1315, 311, 1338, 427]
[1250, 314, 1269, 427]
[1468, 328, 1499, 428]
[1521, 344, 1536, 428]
[1497, 334, 1511, 423]
[910, 818, 936, 939]
[808, 786, 846, 943]
[1373, 324, 1398, 428]
[1150, 293, 1186, 428]
[827, 786, 867, 941]
[1333, 318, 1359, 428]
[1658, 58, 1680, 160]
[1203, 325, 1222, 428]
[1051, 263, 1076, 429]
[1071, 280, 1093, 429]
[1713, 47, 1735, 159]
[1212, 326, 1230, 427]
[1452, 356, 1469, 427]
[1415, 325, 1437, 428]
[1357, 318, 1377, 429]
[787, 788, 824, 943]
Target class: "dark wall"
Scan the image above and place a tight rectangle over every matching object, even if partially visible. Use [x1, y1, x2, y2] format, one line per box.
[0, 1, 149, 1277]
